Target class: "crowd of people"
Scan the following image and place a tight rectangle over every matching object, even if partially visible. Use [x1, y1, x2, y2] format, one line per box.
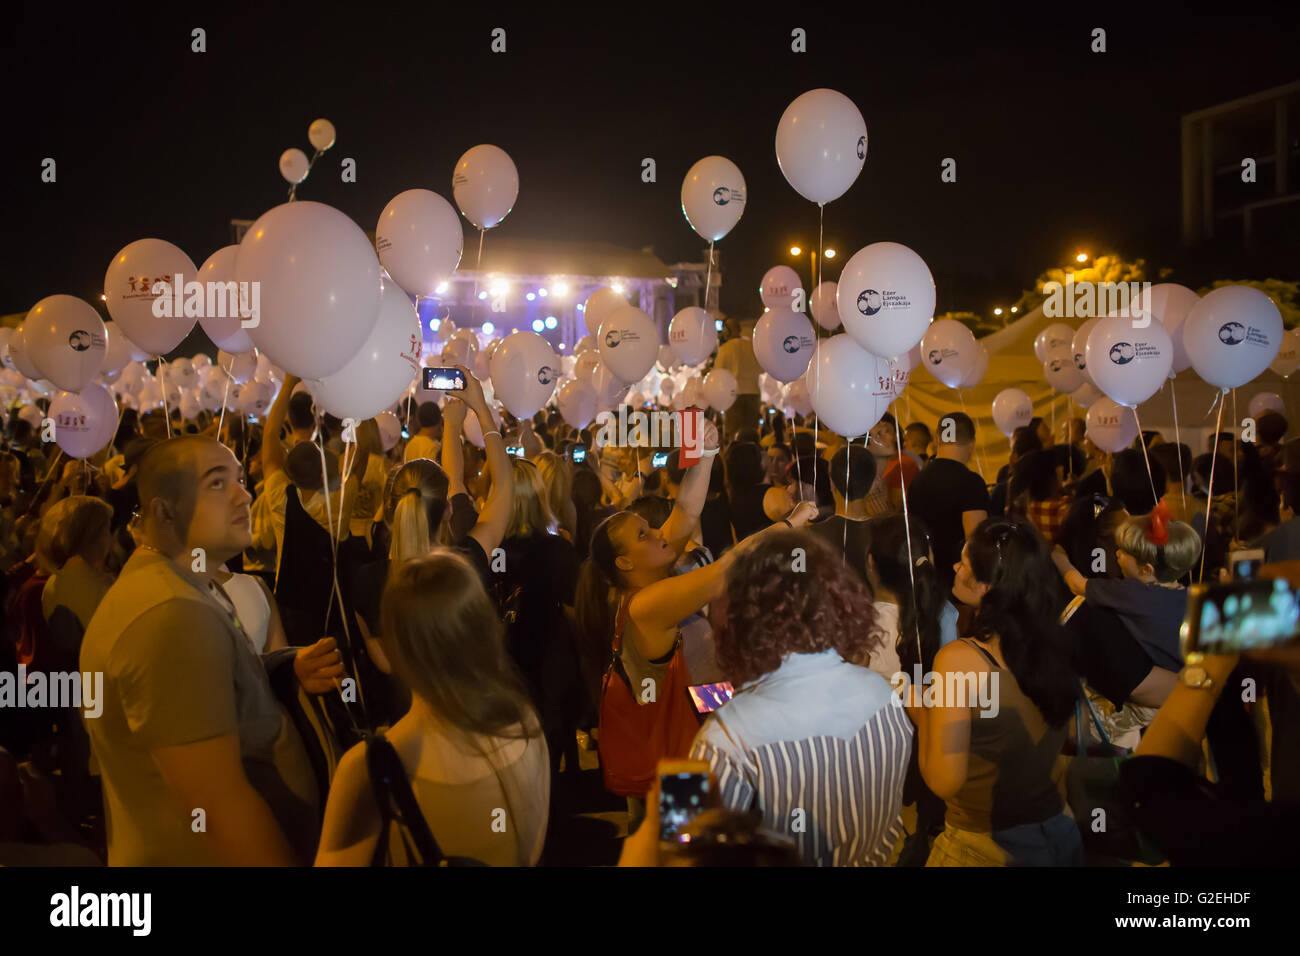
[2, 360, 1299, 867]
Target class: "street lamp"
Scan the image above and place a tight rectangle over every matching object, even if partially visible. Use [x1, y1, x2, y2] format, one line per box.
[789, 246, 801, 256]
[993, 307, 1003, 316]
[1076, 252, 1088, 263]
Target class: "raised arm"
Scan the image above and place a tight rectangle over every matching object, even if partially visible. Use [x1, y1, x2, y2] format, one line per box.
[659, 421, 719, 555]
[441, 399, 469, 499]
[456, 368, 514, 556]
[1050, 545, 1089, 597]
[262, 374, 299, 480]
[628, 500, 818, 660]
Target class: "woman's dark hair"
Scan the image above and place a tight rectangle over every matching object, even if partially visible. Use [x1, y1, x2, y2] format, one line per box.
[864, 514, 943, 674]
[1192, 452, 1233, 497]
[1235, 442, 1280, 541]
[573, 511, 638, 700]
[571, 467, 604, 561]
[1011, 449, 1059, 503]
[786, 456, 834, 511]
[1149, 442, 1192, 488]
[380, 550, 538, 743]
[1057, 493, 1125, 579]
[965, 519, 1078, 727]
[113, 407, 140, 451]
[1110, 448, 1165, 514]
[1010, 426, 1042, 458]
[713, 530, 880, 686]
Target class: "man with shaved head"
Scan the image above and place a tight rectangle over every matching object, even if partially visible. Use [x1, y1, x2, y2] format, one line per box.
[81, 436, 340, 865]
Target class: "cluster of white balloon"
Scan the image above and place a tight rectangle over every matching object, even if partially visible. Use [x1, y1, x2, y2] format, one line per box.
[1008, 283, 1291, 453]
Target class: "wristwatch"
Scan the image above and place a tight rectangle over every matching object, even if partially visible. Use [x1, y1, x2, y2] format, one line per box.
[1180, 652, 1212, 689]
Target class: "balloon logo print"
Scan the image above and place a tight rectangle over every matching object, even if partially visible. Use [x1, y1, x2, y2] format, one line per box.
[856, 136, 866, 160]
[604, 329, 622, 348]
[537, 365, 555, 385]
[1109, 342, 1136, 365]
[1219, 322, 1246, 345]
[783, 335, 801, 353]
[928, 350, 942, 365]
[713, 186, 732, 205]
[857, 289, 883, 316]
[68, 330, 91, 351]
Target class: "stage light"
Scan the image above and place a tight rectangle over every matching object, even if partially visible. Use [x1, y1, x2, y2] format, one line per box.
[490, 279, 508, 296]
[559, 343, 567, 350]
[430, 318, 441, 331]
[545, 315, 558, 329]
[553, 281, 569, 296]
[612, 282, 625, 294]
[577, 303, 585, 312]
[482, 322, 494, 334]
[532, 319, 544, 332]
[526, 292, 536, 301]
[538, 287, 548, 297]
[436, 282, 448, 294]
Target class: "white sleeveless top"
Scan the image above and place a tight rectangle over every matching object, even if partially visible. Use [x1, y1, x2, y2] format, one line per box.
[223, 573, 272, 653]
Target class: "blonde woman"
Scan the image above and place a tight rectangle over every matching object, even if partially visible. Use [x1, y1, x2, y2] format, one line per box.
[535, 450, 577, 542]
[499, 457, 583, 776]
[317, 551, 549, 866]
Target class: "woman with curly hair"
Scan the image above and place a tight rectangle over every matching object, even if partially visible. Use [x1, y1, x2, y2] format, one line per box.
[688, 530, 914, 866]
[913, 519, 1082, 867]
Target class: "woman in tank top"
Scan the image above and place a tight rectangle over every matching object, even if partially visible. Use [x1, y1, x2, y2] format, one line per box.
[906, 519, 1083, 866]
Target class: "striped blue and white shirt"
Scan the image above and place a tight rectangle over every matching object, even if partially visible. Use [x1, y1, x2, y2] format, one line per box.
[689, 649, 913, 866]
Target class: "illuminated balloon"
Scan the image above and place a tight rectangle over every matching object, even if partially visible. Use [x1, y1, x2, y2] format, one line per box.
[992, 388, 1033, 437]
[1085, 315, 1173, 407]
[23, 295, 107, 392]
[836, 242, 935, 359]
[104, 238, 199, 356]
[376, 189, 464, 297]
[452, 144, 519, 230]
[668, 307, 718, 366]
[1184, 285, 1283, 389]
[681, 156, 747, 242]
[775, 88, 867, 205]
[1086, 398, 1139, 453]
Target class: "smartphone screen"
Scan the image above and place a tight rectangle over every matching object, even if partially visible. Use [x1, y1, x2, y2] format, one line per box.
[658, 764, 711, 843]
[1230, 549, 1265, 581]
[651, 452, 669, 468]
[687, 682, 734, 714]
[506, 444, 524, 458]
[570, 447, 587, 463]
[424, 366, 466, 391]
[1183, 577, 1300, 655]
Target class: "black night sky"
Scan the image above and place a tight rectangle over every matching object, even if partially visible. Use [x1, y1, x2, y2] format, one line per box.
[2, 3, 1297, 329]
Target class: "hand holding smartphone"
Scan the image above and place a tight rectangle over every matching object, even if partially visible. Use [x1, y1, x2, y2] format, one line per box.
[424, 366, 466, 391]
[658, 759, 712, 844]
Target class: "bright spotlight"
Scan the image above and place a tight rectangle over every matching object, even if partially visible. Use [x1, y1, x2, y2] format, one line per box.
[477, 291, 488, 300]
[435, 282, 448, 294]
[538, 287, 548, 297]
[526, 292, 535, 301]
[544, 315, 558, 329]
[532, 319, 545, 332]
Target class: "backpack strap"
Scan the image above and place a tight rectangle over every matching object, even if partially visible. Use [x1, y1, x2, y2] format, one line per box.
[960, 637, 1000, 670]
[364, 733, 445, 867]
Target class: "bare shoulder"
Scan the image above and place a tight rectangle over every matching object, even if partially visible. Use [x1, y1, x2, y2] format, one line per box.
[934, 638, 989, 672]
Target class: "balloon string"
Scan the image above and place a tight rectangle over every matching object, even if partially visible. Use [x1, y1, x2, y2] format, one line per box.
[1231, 388, 1239, 533]
[893, 412, 922, 673]
[1170, 377, 1187, 518]
[956, 388, 986, 482]
[790, 416, 804, 502]
[1132, 406, 1161, 511]
[217, 358, 233, 440]
[20, 449, 66, 519]
[704, 240, 715, 314]
[157, 358, 172, 438]
[1199, 390, 1226, 584]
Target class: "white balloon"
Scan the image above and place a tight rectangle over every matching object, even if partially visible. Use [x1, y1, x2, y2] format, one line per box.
[1085, 314, 1173, 407]
[463, 403, 503, 449]
[1070, 381, 1103, 409]
[960, 343, 989, 388]
[376, 189, 464, 296]
[1271, 328, 1300, 378]
[807, 335, 892, 437]
[225, 351, 258, 384]
[308, 118, 336, 151]
[785, 378, 812, 417]
[472, 349, 492, 381]
[279, 148, 310, 184]
[235, 201, 383, 380]
[306, 279, 423, 420]
[197, 245, 256, 353]
[992, 388, 1033, 437]
[1071, 316, 1101, 381]
[574, 350, 602, 384]
[775, 88, 868, 205]
[1034, 323, 1074, 362]
[836, 242, 935, 359]
[590, 361, 628, 410]
[1248, 392, 1285, 419]
[1184, 285, 1284, 389]
[489, 331, 558, 419]
[667, 307, 718, 366]
[241, 380, 275, 417]
[920, 319, 977, 388]
[452, 144, 519, 230]
[104, 238, 199, 356]
[166, 357, 198, 392]
[179, 391, 202, 421]
[375, 411, 401, 450]
[656, 344, 679, 371]
[23, 295, 107, 392]
[557, 379, 598, 430]
[681, 156, 747, 242]
[583, 287, 627, 337]
[1134, 283, 1199, 373]
[1086, 398, 1139, 452]
[809, 281, 840, 330]
[99, 324, 133, 376]
[753, 306, 816, 383]
[760, 265, 802, 311]
[574, 333, 597, 355]
[1044, 345, 1085, 393]
[49, 384, 117, 459]
[702, 369, 737, 412]
[598, 306, 658, 383]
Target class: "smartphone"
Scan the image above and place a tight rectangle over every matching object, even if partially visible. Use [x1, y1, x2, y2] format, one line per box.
[570, 446, 587, 463]
[424, 366, 466, 391]
[658, 759, 711, 844]
[400, 426, 410, 439]
[505, 444, 525, 458]
[1230, 549, 1265, 581]
[651, 451, 669, 468]
[687, 682, 734, 715]
[1181, 576, 1300, 656]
